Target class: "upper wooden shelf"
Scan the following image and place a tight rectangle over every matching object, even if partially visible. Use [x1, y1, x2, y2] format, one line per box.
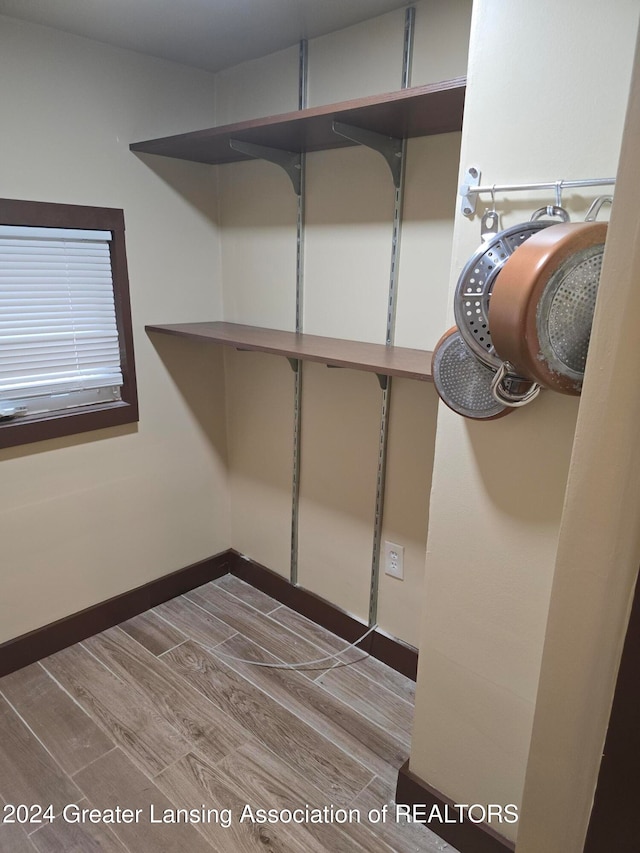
[146, 322, 433, 382]
[130, 77, 466, 165]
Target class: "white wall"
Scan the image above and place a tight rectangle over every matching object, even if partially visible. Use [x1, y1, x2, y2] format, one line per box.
[218, 0, 471, 645]
[224, 348, 294, 573]
[0, 16, 228, 643]
[517, 27, 640, 851]
[409, 0, 639, 843]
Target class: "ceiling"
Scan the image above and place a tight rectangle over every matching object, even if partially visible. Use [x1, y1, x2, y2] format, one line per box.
[0, 0, 410, 73]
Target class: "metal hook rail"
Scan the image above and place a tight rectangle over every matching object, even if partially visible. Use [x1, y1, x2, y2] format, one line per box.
[460, 166, 616, 216]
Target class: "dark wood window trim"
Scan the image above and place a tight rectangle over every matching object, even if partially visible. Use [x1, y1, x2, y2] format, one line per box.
[0, 198, 138, 450]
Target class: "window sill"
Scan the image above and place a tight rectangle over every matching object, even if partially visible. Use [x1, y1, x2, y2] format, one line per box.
[0, 400, 139, 450]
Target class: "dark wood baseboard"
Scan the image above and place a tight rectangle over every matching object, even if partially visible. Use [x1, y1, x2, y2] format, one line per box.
[0, 551, 231, 678]
[228, 550, 418, 680]
[396, 760, 516, 853]
[0, 548, 417, 683]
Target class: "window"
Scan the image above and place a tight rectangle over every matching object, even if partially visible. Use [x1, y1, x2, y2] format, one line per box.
[0, 199, 138, 449]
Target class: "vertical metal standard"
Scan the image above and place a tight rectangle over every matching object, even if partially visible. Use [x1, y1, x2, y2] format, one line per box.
[385, 143, 407, 345]
[387, 5, 414, 345]
[298, 37, 308, 112]
[368, 6, 415, 628]
[401, 6, 416, 90]
[296, 40, 308, 334]
[290, 39, 308, 586]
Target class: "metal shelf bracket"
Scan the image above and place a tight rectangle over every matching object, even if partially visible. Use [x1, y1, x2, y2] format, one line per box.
[287, 357, 300, 373]
[376, 373, 389, 391]
[229, 139, 302, 195]
[332, 121, 403, 189]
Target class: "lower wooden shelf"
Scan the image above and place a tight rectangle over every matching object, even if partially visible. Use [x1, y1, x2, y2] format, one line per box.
[146, 322, 433, 382]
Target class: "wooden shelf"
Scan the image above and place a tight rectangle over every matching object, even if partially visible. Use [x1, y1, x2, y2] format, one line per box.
[146, 322, 434, 382]
[130, 77, 466, 165]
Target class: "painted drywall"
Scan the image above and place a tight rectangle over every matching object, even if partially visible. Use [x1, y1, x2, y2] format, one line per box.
[218, 159, 297, 331]
[297, 364, 381, 616]
[307, 9, 404, 105]
[409, 0, 639, 843]
[302, 144, 394, 345]
[410, 0, 473, 86]
[218, 0, 471, 645]
[224, 348, 294, 576]
[0, 16, 228, 643]
[215, 44, 299, 126]
[378, 378, 439, 640]
[395, 132, 464, 350]
[516, 27, 640, 852]
[307, 0, 472, 105]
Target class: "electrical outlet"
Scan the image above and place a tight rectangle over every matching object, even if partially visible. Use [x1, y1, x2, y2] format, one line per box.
[384, 541, 404, 580]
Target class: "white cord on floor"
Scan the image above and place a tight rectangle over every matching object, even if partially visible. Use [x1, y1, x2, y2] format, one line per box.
[211, 622, 378, 670]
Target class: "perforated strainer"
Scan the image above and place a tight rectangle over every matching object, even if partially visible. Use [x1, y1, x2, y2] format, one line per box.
[536, 246, 603, 380]
[431, 327, 513, 420]
[489, 221, 607, 396]
[453, 206, 570, 370]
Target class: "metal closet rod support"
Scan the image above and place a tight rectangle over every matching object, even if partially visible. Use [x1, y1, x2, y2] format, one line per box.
[460, 167, 616, 215]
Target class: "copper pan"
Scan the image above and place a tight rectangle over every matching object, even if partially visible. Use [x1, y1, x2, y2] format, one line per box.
[488, 220, 607, 396]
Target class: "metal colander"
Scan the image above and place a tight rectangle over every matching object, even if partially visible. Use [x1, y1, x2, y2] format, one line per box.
[454, 221, 551, 368]
[454, 208, 570, 369]
[536, 245, 604, 380]
[432, 328, 510, 420]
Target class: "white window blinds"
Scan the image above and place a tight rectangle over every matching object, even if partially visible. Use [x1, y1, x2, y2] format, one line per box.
[0, 225, 123, 416]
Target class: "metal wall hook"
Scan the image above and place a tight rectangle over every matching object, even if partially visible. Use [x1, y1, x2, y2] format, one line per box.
[585, 195, 614, 221]
[555, 180, 563, 208]
[490, 362, 541, 408]
[480, 187, 500, 241]
[530, 205, 570, 223]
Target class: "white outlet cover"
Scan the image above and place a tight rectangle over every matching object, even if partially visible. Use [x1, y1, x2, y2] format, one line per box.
[384, 540, 404, 580]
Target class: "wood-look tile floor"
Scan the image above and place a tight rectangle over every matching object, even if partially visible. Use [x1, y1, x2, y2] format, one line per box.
[0, 575, 459, 853]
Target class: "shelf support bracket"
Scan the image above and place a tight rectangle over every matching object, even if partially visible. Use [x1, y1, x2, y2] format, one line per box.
[332, 121, 403, 189]
[287, 357, 300, 373]
[229, 139, 302, 195]
[376, 373, 388, 391]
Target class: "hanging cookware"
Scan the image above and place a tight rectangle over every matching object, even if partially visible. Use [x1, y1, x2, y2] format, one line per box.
[431, 327, 536, 420]
[453, 205, 570, 372]
[488, 198, 610, 397]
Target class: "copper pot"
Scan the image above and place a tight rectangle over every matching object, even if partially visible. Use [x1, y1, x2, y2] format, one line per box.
[488, 220, 607, 397]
